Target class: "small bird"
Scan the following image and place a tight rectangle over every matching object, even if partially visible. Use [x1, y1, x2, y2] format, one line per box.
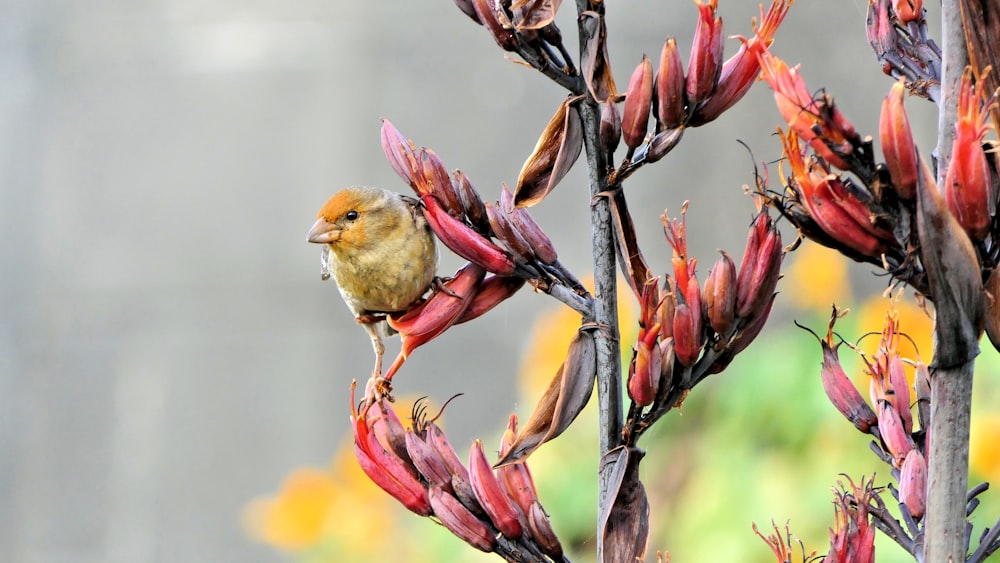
[307, 185, 438, 378]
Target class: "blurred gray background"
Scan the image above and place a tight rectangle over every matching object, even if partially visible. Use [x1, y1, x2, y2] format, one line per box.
[0, 1, 939, 561]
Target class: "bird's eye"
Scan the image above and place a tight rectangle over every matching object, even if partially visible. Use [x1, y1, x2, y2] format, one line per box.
[345, 210, 359, 221]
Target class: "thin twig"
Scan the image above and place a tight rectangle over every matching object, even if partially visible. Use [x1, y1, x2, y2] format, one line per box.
[969, 516, 1000, 562]
[870, 494, 918, 555]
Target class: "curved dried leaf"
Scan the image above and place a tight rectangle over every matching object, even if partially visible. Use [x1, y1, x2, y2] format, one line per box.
[515, 98, 583, 207]
[915, 152, 984, 367]
[511, 0, 561, 31]
[598, 447, 649, 563]
[579, 11, 617, 103]
[454, 0, 482, 24]
[600, 100, 622, 156]
[608, 188, 653, 299]
[496, 329, 597, 465]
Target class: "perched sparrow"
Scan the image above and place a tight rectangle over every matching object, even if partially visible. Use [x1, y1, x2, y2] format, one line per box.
[307, 185, 438, 377]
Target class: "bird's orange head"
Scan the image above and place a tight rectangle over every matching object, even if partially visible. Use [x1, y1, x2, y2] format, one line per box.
[307, 186, 396, 249]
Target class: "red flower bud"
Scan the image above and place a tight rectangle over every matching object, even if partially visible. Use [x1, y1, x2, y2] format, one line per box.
[628, 323, 662, 406]
[471, 0, 519, 51]
[380, 119, 420, 190]
[672, 278, 703, 367]
[944, 67, 996, 241]
[898, 450, 927, 519]
[735, 210, 783, 320]
[419, 194, 516, 275]
[452, 170, 492, 235]
[386, 262, 485, 378]
[622, 54, 654, 149]
[600, 100, 622, 156]
[655, 38, 685, 130]
[657, 284, 676, 341]
[878, 401, 914, 467]
[351, 395, 431, 516]
[469, 440, 523, 539]
[642, 128, 685, 164]
[887, 355, 913, 434]
[703, 251, 737, 335]
[880, 79, 919, 199]
[686, 0, 724, 105]
[428, 487, 496, 552]
[690, 0, 792, 125]
[818, 319, 878, 433]
[528, 500, 563, 559]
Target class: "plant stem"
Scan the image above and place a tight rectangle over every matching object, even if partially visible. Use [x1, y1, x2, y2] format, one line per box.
[579, 97, 621, 467]
[925, 362, 975, 562]
[924, 3, 973, 562]
[574, 2, 623, 559]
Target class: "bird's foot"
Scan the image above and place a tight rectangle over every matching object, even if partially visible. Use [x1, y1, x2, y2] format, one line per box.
[356, 313, 388, 325]
[363, 374, 395, 406]
[431, 276, 461, 298]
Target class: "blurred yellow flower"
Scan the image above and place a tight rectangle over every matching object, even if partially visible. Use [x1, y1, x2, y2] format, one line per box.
[518, 276, 637, 399]
[784, 243, 852, 311]
[244, 429, 401, 556]
[244, 467, 337, 550]
[970, 413, 1000, 481]
[855, 295, 933, 362]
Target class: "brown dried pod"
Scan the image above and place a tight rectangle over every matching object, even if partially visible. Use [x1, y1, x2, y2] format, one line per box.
[515, 98, 583, 207]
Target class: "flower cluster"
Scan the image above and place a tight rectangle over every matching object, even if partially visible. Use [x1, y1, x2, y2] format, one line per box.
[379, 119, 588, 381]
[826, 477, 877, 563]
[351, 391, 565, 560]
[866, 0, 941, 102]
[623, 205, 783, 440]
[810, 305, 951, 557]
[608, 0, 792, 176]
[759, 44, 999, 299]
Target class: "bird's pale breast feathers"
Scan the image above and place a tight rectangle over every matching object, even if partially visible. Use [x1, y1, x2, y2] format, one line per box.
[309, 186, 438, 316]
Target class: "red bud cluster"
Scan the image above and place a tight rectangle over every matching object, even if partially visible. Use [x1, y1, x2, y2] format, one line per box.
[758, 48, 862, 171]
[609, 1, 792, 169]
[825, 476, 876, 563]
[625, 206, 783, 409]
[777, 129, 903, 263]
[351, 394, 563, 559]
[379, 120, 593, 380]
[381, 119, 573, 281]
[813, 307, 928, 524]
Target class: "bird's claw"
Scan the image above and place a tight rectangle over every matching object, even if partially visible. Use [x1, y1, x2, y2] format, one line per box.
[356, 313, 388, 325]
[363, 374, 395, 406]
[431, 276, 462, 298]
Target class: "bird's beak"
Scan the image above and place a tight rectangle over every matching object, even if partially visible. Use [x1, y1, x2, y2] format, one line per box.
[307, 218, 340, 244]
